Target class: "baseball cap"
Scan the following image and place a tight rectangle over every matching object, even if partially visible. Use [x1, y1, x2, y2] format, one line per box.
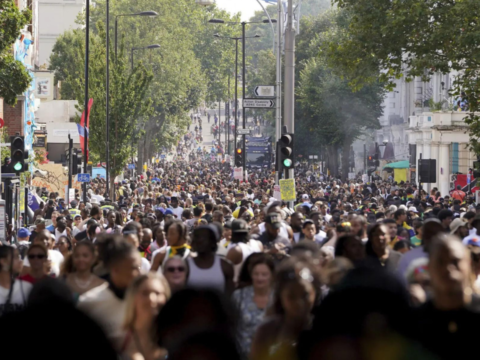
[450, 218, 468, 234]
[74, 214, 82, 219]
[70, 200, 78, 207]
[34, 217, 45, 225]
[194, 225, 220, 242]
[231, 219, 249, 233]
[265, 213, 282, 229]
[302, 194, 309, 200]
[18, 227, 31, 238]
[408, 206, 419, 213]
[165, 209, 174, 216]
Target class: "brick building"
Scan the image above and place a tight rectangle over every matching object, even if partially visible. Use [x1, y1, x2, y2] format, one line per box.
[3, 101, 24, 137]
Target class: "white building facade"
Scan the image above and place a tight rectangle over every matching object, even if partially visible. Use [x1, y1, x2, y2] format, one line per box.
[408, 111, 474, 197]
[38, 0, 83, 66]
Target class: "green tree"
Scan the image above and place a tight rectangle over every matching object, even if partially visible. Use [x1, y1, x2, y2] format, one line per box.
[296, 11, 384, 179]
[49, 23, 153, 192]
[325, 0, 480, 152]
[0, 1, 32, 105]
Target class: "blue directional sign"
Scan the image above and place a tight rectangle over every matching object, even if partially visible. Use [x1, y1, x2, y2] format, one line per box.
[160, 155, 166, 159]
[77, 173, 91, 182]
[128, 164, 135, 170]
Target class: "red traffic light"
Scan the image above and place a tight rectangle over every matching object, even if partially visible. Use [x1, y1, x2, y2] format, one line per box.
[368, 156, 373, 161]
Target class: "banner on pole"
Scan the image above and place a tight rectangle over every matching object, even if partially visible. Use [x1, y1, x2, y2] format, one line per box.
[279, 179, 296, 202]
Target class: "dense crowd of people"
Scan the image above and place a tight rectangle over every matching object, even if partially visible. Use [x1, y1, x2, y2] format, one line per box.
[0, 136, 479, 359]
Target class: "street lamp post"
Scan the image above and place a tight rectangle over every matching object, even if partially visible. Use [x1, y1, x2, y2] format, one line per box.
[107, 10, 157, 199]
[83, 0, 90, 203]
[212, 30, 266, 163]
[130, 44, 160, 175]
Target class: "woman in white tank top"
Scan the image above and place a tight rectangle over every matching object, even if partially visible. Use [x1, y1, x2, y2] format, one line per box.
[187, 225, 234, 294]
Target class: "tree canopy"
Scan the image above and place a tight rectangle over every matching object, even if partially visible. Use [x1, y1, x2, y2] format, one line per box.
[296, 10, 384, 179]
[0, 1, 32, 105]
[50, 23, 153, 182]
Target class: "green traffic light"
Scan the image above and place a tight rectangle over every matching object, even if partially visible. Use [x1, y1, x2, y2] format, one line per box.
[13, 162, 22, 171]
[283, 159, 293, 168]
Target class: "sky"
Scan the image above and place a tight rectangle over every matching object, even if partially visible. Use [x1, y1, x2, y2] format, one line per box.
[215, 0, 264, 21]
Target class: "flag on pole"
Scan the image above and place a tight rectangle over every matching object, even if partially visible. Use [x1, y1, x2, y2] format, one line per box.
[77, 98, 93, 161]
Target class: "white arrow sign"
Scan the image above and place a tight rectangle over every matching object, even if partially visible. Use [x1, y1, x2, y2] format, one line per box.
[254, 86, 275, 97]
[237, 128, 251, 135]
[243, 99, 275, 108]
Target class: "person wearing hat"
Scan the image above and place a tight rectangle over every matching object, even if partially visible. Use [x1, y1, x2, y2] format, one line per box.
[252, 213, 292, 254]
[16, 228, 31, 259]
[450, 218, 469, 239]
[226, 219, 263, 284]
[72, 214, 83, 236]
[186, 225, 234, 294]
[69, 200, 81, 217]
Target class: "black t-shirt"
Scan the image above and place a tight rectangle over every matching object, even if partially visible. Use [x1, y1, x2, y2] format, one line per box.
[44, 207, 54, 220]
[253, 232, 291, 253]
[202, 213, 213, 223]
[414, 296, 480, 360]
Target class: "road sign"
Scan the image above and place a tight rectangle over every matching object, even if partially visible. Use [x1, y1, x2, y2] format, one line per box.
[160, 154, 166, 159]
[128, 164, 135, 170]
[77, 173, 91, 182]
[254, 86, 275, 97]
[243, 99, 275, 108]
[237, 128, 251, 135]
[468, 173, 471, 184]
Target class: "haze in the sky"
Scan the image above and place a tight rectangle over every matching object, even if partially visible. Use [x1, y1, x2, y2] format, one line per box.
[215, 0, 263, 21]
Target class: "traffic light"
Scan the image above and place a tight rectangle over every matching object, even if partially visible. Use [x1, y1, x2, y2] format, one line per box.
[374, 153, 380, 167]
[279, 133, 294, 170]
[10, 135, 27, 173]
[72, 148, 83, 175]
[235, 146, 243, 167]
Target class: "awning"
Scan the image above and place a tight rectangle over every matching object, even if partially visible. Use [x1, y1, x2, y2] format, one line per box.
[383, 160, 410, 169]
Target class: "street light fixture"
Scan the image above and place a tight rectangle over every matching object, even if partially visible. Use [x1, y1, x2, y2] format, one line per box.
[131, 44, 161, 70]
[212, 32, 262, 157]
[210, 20, 271, 180]
[115, 11, 159, 57]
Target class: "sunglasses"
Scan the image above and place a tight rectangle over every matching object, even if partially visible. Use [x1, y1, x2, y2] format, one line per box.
[28, 254, 46, 260]
[166, 266, 186, 273]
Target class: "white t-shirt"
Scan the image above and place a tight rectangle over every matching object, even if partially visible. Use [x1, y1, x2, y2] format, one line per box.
[0, 280, 32, 309]
[171, 207, 184, 219]
[55, 228, 67, 242]
[140, 258, 151, 273]
[23, 249, 64, 277]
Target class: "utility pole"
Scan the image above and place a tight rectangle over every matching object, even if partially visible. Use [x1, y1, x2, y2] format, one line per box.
[227, 73, 230, 156]
[283, 0, 295, 181]
[68, 135, 73, 204]
[105, 0, 110, 200]
[83, 0, 90, 204]
[275, 0, 283, 185]
[242, 21, 247, 182]
[218, 100, 221, 151]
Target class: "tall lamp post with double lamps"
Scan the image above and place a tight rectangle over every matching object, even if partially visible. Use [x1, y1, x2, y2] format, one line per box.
[209, 19, 275, 180]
